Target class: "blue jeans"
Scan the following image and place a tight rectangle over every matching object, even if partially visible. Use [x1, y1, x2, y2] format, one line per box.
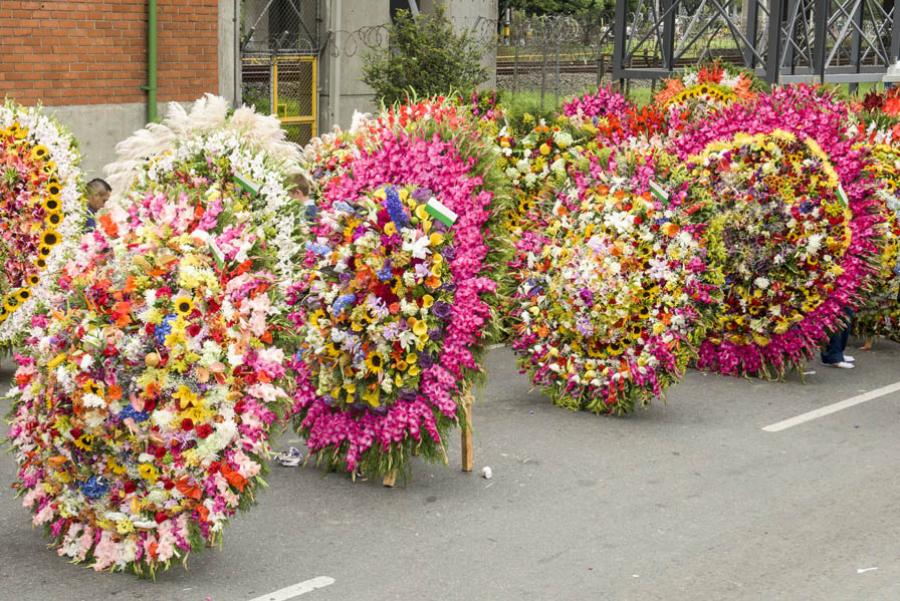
[821, 310, 853, 364]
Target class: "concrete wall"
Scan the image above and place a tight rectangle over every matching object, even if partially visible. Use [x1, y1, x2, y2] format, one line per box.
[318, 0, 392, 131]
[49, 102, 184, 180]
[39, 0, 237, 181]
[316, 0, 498, 132]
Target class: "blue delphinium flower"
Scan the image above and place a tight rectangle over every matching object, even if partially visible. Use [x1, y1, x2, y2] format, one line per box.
[80, 476, 109, 500]
[385, 186, 409, 228]
[155, 314, 175, 345]
[332, 293, 356, 315]
[120, 405, 150, 422]
[305, 241, 332, 256]
[377, 261, 393, 282]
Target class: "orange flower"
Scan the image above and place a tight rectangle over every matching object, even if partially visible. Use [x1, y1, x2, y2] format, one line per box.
[111, 301, 132, 327]
[221, 463, 247, 492]
[99, 213, 118, 238]
[175, 477, 202, 501]
[662, 222, 680, 237]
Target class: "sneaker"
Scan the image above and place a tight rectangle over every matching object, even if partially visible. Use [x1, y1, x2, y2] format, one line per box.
[843, 355, 855, 363]
[275, 446, 304, 467]
[825, 361, 854, 369]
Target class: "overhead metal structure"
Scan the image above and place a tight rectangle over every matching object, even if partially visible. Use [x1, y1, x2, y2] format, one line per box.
[612, 0, 899, 84]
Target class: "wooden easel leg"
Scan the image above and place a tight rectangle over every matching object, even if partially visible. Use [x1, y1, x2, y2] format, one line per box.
[382, 470, 397, 488]
[461, 389, 474, 473]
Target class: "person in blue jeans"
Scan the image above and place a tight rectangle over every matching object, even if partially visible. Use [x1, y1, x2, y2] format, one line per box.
[821, 310, 855, 369]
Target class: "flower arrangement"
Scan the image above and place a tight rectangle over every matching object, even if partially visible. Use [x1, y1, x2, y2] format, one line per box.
[0, 100, 83, 353]
[289, 102, 509, 478]
[507, 160, 721, 413]
[663, 86, 883, 375]
[7, 181, 289, 575]
[853, 142, 900, 341]
[561, 86, 633, 135]
[104, 95, 307, 286]
[654, 61, 758, 111]
[860, 88, 900, 136]
[667, 128, 881, 375]
[654, 62, 759, 136]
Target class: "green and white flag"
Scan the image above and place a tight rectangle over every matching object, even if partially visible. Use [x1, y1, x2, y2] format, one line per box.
[649, 180, 669, 203]
[234, 172, 260, 197]
[836, 184, 849, 206]
[191, 229, 226, 269]
[425, 197, 458, 227]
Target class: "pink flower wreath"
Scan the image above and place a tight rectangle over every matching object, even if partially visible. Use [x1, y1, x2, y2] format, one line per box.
[288, 121, 502, 477]
[666, 85, 883, 376]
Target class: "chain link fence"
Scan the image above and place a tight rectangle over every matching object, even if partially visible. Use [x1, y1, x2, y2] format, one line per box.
[496, 12, 619, 108]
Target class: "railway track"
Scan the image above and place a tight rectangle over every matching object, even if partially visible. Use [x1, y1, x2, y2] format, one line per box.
[496, 49, 746, 77]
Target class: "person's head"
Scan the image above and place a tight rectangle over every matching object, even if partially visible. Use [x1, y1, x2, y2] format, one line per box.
[85, 178, 112, 212]
[288, 172, 311, 202]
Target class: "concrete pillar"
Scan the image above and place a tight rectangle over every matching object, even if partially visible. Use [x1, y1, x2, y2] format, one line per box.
[219, 0, 238, 105]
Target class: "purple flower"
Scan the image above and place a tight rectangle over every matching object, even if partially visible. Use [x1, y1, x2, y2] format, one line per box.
[411, 187, 432, 202]
[579, 288, 594, 306]
[432, 301, 452, 320]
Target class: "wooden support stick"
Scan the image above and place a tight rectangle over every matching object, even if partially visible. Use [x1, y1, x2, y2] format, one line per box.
[382, 470, 397, 488]
[461, 389, 474, 472]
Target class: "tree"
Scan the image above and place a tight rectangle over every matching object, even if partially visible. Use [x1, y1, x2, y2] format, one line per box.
[362, 7, 489, 106]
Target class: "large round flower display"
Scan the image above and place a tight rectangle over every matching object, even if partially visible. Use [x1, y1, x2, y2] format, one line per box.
[669, 129, 880, 375]
[290, 102, 507, 478]
[854, 142, 900, 341]
[8, 171, 289, 573]
[0, 101, 83, 352]
[508, 167, 721, 414]
[105, 94, 307, 284]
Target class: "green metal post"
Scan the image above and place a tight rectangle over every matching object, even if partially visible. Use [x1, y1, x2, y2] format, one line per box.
[146, 0, 158, 122]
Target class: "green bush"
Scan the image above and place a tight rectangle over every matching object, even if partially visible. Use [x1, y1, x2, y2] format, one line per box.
[362, 7, 489, 105]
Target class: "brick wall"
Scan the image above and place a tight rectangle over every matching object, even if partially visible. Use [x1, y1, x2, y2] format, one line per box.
[0, 0, 218, 106]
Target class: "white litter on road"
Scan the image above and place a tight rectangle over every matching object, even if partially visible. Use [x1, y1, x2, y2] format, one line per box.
[481, 466, 493, 479]
[246, 576, 336, 601]
[857, 567, 878, 574]
[762, 381, 900, 432]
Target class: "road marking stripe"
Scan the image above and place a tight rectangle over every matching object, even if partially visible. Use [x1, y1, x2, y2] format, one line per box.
[762, 381, 900, 432]
[247, 577, 335, 601]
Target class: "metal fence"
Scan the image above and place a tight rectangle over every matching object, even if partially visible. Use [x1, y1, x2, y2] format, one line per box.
[240, 0, 320, 145]
[495, 12, 652, 109]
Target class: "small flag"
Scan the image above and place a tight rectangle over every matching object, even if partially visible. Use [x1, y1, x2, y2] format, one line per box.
[191, 229, 226, 269]
[836, 184, 848, 206]
[425, 197, 458, 227]
[649, 180, 669, 203]
[233, 172, 260, 197]
[208, 239, 225, 269]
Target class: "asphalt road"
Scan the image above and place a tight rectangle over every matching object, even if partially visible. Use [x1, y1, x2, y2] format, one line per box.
[1, 342, 898, 601]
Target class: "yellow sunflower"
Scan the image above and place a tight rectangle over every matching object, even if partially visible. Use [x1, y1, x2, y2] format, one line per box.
[30, 144, 50, 161]
[173, 296, 194, 316]
[42, 196, 60, 212]
[44, 212, 62, 228]
[364, 353, 384, 374]
[41, 230, 60, 247]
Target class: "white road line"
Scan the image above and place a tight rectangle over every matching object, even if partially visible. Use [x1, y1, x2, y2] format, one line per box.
[762, 381, 900, 432]
[247, 577, 335, 601]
